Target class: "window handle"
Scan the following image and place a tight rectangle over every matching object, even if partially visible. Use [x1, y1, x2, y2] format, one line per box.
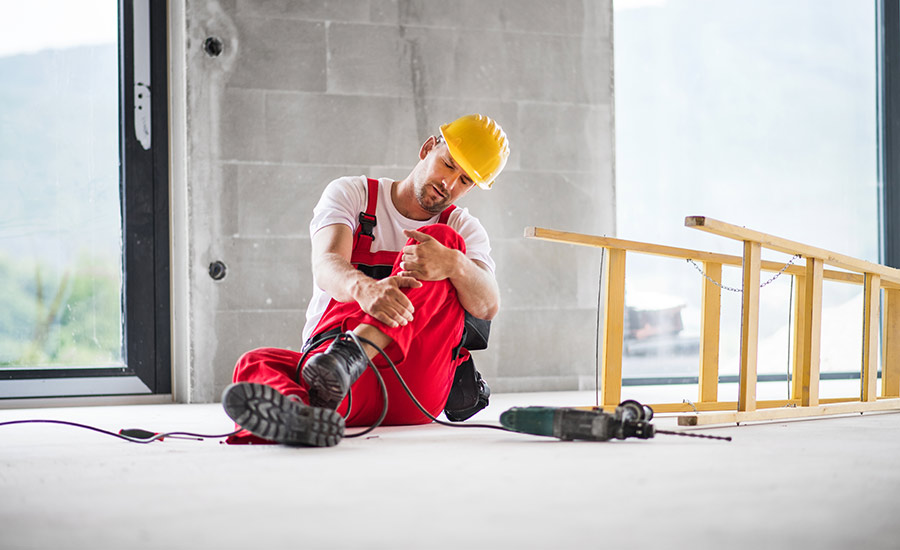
[133, 0, 151, 150]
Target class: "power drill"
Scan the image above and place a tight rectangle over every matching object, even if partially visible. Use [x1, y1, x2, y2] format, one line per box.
[500, 400, 655, 441]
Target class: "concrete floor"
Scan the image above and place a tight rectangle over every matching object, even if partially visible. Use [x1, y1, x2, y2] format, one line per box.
[2, 385, 899, 550]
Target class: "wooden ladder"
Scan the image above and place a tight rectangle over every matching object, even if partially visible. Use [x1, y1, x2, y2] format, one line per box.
[525, 216, 900, 425]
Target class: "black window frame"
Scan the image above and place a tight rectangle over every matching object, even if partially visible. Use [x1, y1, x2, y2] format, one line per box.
[0, 0, 170, 399]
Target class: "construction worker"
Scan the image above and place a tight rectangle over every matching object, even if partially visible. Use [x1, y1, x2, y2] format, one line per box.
[222, 114, 510, 446]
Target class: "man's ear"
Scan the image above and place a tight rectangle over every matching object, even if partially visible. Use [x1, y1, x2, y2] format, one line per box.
[419, 135, 438, 160]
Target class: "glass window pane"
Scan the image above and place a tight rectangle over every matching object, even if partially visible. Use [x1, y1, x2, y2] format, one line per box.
[614, 1, 878, 391]
[0, 1, 122, 368]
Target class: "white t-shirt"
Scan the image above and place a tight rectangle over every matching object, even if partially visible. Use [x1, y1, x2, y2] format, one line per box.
[302, 175, 495, 341]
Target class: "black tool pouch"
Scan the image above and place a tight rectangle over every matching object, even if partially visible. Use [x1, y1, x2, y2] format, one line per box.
[444, 313, 492, 421]
[444, 355, 491, 422]
[461, 312, 490, 351]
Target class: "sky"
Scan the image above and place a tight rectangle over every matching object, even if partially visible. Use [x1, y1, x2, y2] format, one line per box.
[0, 0, 116, 58]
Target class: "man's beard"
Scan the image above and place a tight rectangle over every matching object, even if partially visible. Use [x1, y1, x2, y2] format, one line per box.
[415, 181, 451, 214]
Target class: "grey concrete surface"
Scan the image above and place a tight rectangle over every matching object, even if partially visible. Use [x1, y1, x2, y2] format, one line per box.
[180, 0, 616, 402]
[2, 388, 898, 550]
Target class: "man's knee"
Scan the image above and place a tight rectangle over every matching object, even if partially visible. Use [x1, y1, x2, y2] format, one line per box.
[415, 223, 466, 253]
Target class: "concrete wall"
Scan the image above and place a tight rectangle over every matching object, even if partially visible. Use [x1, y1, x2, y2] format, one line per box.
[177, 0, 615, 402]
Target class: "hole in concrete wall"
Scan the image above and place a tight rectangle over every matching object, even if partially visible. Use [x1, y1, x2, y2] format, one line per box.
[208, 261, 227, 281]
[203, 36, 223, 57]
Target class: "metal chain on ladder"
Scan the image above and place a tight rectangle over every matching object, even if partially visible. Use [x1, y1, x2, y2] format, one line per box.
[686, 254, 801, 292]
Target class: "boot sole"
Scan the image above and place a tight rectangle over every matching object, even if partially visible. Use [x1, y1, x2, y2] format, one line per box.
[301, 356, 350, 410]
[222, 382, 344, 447]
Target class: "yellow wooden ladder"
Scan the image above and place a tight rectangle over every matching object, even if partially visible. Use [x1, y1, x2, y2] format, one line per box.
[525, 216, 900, 425]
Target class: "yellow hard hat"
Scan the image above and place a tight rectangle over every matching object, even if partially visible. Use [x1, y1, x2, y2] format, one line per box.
[440, 114, 510, 190]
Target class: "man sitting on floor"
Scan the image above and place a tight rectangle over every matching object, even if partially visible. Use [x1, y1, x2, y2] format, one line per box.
[222, 114, 510, 446]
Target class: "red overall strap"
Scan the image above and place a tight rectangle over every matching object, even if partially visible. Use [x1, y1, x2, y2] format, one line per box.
[438, 204, 456, 224]
[351, 178, 456, 280]
[352, 178, 380, 255]
[351, 179, 397, 275]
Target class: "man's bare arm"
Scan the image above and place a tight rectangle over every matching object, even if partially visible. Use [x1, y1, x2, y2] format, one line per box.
[449, 256, 500, 320]
[397, 229, 500, 320]
[311, 224, 422, 328]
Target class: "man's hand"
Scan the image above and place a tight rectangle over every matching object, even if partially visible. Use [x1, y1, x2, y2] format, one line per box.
[398, 228, 499, 320]
[397, 229, 462, 281]
[354, 275, 422, 328]
[313, 224, 423, 328]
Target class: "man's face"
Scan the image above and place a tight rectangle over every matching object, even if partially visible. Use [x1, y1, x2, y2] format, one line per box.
[413, 138, 477, 214]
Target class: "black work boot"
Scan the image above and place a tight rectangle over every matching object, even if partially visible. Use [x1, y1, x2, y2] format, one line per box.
[222, 382, 344, 447]
[301, 332, 369, 409]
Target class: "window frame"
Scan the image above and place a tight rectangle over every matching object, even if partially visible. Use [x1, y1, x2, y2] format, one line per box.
[882, 0, 900, 269]
[0, 0, 170, 399]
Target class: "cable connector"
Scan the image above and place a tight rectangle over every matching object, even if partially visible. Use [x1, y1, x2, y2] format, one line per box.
[119, 428, 159, 440]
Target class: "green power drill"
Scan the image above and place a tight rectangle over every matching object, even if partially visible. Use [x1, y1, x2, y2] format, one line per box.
[499, 400, 731, 442]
